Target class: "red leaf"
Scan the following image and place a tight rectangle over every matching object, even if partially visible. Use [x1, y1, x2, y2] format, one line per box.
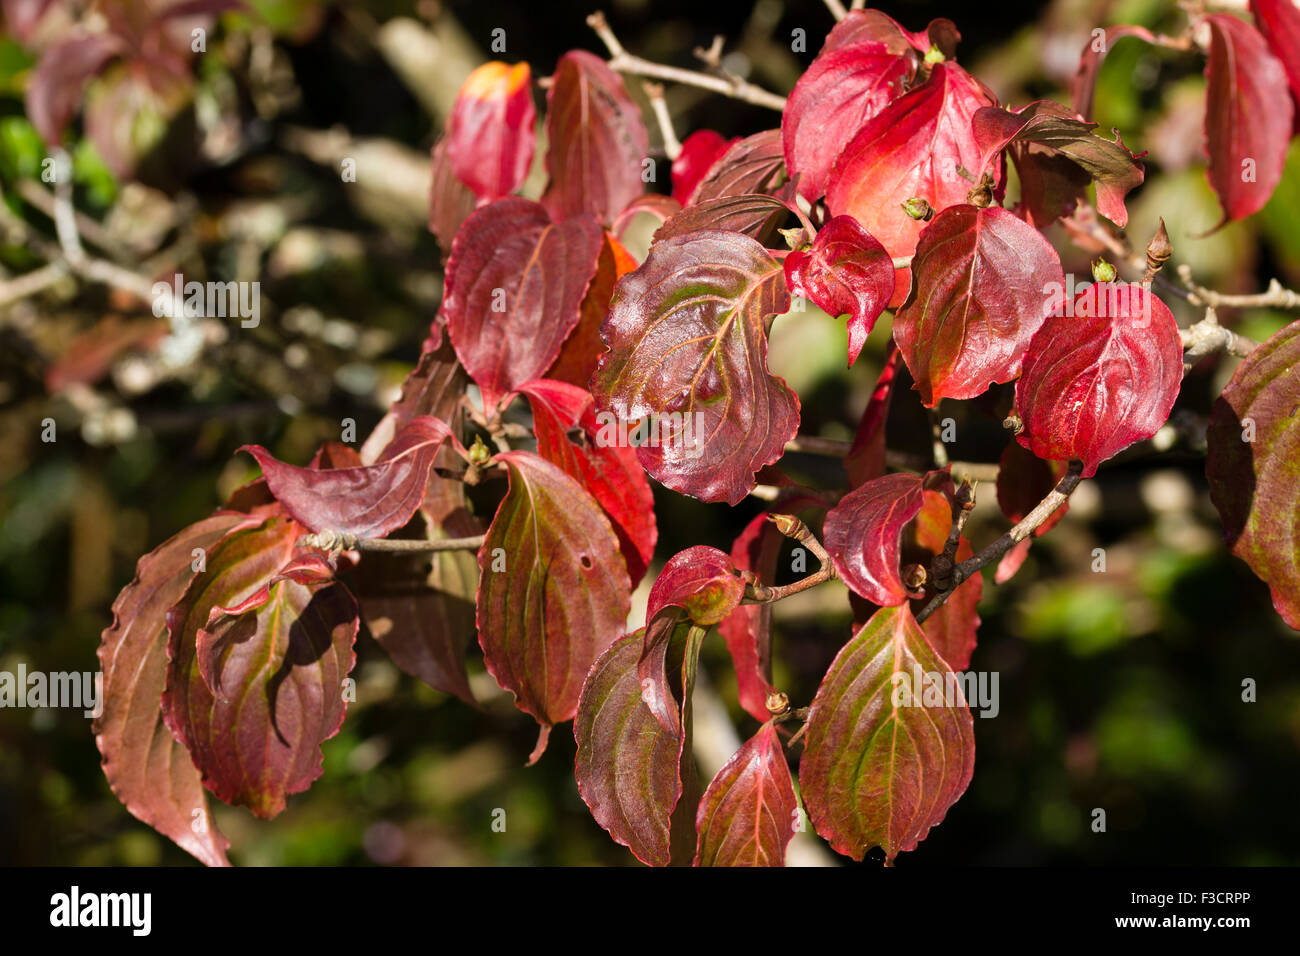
[544, 231, 638, 393]
[995, 538, 1034, 584]
[972, 100, 1144, 228]
[429, 136, 478, 258]
[476, 451, 630, 758]
[782, 41, 915, 202]
[1201, 13, 1293, 225]
[25, 32, 124, 145]
[1014, 282, 1182, 477]
[1071, 26, 1158, 121]
[442, 196, 604, 409]
[786, 215, 897, 367]
[653, 190, 796, 244]
[241, 415, 451, 539]
[996, 440, 1069, 536]
[1251, 0, 1300, 117]
[694, 722, 797, 866]
[905, 489, 981, 671]
[800, 603, 975, 862]
[447, 61, 536, 202]
[96, 512, 258, 866]
[672, 129, 737, 205]
[542, 50, 648, 223]
[824, 472, 930, 606]
[611, 193, 681, 243]
[686, 129, 787, 205]
[639, 546, 745, 735]
[827, 63, 999, 287]
[894, 203, 1064, 406]
[591, 229, 800, 505]
[518, 378, 657, 585]
[1206, 318, 1300, 629]
[823, 9, 960, 59]
[574, 630, 690, 866]
[162, 516, 358, 818]
[718, 513, 783, 722]
[844, 342, 901, 488]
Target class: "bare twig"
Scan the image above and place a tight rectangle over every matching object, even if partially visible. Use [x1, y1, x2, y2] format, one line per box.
[0, 261, 68, 307]
[822, 0, 848, 20]
[586, 12, 788, 112]
[929, 479, 976, 592]
[915, 461, 1085, 623]
[641, 81, 682, 160]
[744, 514, 837, 604]
[1176, 263, 1300, 311]
[299, 530, 486, 553]
[1181, 307, 1257, 362]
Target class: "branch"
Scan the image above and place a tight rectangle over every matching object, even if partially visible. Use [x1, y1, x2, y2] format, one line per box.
[914, 460, 1085, 623]
[641, 81, 682, 160]
[299, 530, 486, 553]
[928, 478, 976, 592]
[1181, 307, 1257, 363]
[586, 12, 788, 112]
[822, 0, 848, 20]
[1175, 264, 1300, 311]
[744, 513, 836, 604]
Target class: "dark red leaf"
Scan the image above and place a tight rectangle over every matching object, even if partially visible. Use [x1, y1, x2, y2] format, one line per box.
[447, 61, 536, 202]
[162, 516, 358, 818]
[476, 451, 630, 760]
[1201, 13, 1293, 225]
[591, 229, 800, 505]
[96, 512, 259, 866]
[822, 9, 958, 58]
[653, 190, 795, 244]
[1014, 283, 1182, 477]
[694, 722, 797, 866]
[542, 50, 648, 223]
[996, 440, 1069, 536]
[785, 215, 896, 367]
[1071, 26, 1158, 121]
[1206, 318, 1300, 629]
[672, 129, 737, 205]
[544, 231, 638, 393]
[782, 42, 915, 202]
[718, 513, 783, 722]
[241, 415, 451, 539]
[824, 472, 930, 606]
[518, 378, 657, 585]
[429, 136, 478, 258]
[845, 342, 901, 488]
[686, 129, 787, 205]
[25, 32, 125, 145]
[442, 196, 604, 409]
[800, 603, 975, 862]
[894, 203, 1064, 406]
[972, 100, 1144, 228]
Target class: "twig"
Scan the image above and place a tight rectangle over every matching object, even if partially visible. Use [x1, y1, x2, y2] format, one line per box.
[929, 479, 976, 592]
[586, 12, 788, 112]
[784, 434, 853, 457]
[299, 530, 486, 553]
[0, 261, 68, 307]
[641, 81, 681, 160]
[822, 0, 848, 20]
[744, 514, 836, 604]
[929, 409, 950, 469]
[1181, 307, 1257, 362]
[915, 461, 1085, 623]
[1176, 264, 1300, 311]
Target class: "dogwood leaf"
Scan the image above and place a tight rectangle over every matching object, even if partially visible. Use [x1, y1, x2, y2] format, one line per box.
[694, 722, 797, 867]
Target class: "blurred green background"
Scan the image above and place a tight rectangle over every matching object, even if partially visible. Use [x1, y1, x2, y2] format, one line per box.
[1, 0, 1299, 865]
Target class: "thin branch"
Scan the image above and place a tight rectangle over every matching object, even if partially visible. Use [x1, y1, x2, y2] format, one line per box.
[929, 409, 950, 469]
[0, 261, 68, 307]
[299, 530, 485, 553]
[784, 434, 853, 457]
[641, 81, 682, 160]
[822, 0, 848, 20]
[587, 12, 788, 112]
[744, 514, 836, 604]
[929, 479, 976, 592]
[915, 460, 1085, 623]
[1181, 307, 1257, 363]
[1176, 264, 1300, 311]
